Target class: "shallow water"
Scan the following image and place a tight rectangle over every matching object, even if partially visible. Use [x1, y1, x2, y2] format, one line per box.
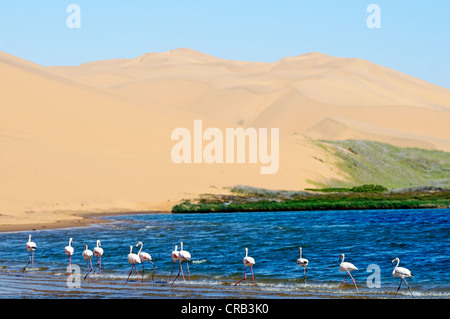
[0, 208, 449, 299]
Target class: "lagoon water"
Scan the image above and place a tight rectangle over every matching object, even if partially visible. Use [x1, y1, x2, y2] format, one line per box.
[0, 208, 449, 299]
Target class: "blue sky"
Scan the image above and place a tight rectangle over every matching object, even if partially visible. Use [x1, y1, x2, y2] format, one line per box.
[1, 1, 449, 88]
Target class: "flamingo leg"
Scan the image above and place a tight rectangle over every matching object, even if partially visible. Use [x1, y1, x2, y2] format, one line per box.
[395, 278, 402, 297]
[234, 265, 248, 286]
[149, 261, 156, 281]
[141, 263, 145, 282]
[340, 272, 348, 289]
[251, 266, 254, 287]
[93, 257, 99, 275]
[303, 267, 307, 283]
[22, 252, 32, 273]
[84, 260, 93, 279]
[169, 261, 175, 281]
[179, 261, 185, 281]
[99, 257, 101, 275]
[172, 265, 181, 285]
[403, 278, 414, 298]
[348, 272, 358, 291]
[134, 264, 141, 284]
[126, 264, 134, 283]
[186, 261, 191, 281]
[68, 256, 72, 275]
[31, 251, 34, 269]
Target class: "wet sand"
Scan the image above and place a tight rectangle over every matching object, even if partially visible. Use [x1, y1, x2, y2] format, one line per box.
[0, 210, 170, 233]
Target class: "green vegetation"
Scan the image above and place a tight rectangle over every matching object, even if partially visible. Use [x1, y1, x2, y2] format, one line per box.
[318, 140, 450, 189]
[172, 186, 450, 213]
[306, 184, 388, 193]
[171, 140, 450, 213]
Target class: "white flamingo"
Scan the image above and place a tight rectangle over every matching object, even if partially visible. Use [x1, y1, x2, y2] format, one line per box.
[235, 247, 256, 287]
[297, 247, 309, 282]
[82, 244, 94, 279]
[23, 234, 37, 272]
[93, 240, 104, 275]
[339, 253, 358, 290]
[64, 238, 74, 274]
[126, 245, 141, 284]
[392, 257, 414, 298]
[169, 244, 180, 282]
[136, 241, 155, 282]
[172, 242, 191, 284]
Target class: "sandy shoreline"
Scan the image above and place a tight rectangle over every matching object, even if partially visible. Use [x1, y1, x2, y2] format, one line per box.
[0, 210, 171, 233]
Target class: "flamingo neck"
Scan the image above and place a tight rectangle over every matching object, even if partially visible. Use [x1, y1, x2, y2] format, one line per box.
[299, 248, 302, 259]
[340, 254, 345, 263]
[394, 258, 400, 269]
[137, 242, 143, 255]
[28, 234, 32, 242]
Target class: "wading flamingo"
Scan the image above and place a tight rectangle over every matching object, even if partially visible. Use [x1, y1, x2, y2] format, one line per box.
[64, 238, 74, 274]
[136, 241, 155, 282]
[172, 242, 191, 285]
[93, 240, 104, 275]
[82, 244, 94, 279]
[169, 245, 180, 282]
[297, 247, 309, 282]
[23, 234, 37, 272]
[392, 257, 414, 298]
[339, 253, 358, 290]
[235, 247, 256, 287]
[126, 245, 141, 284]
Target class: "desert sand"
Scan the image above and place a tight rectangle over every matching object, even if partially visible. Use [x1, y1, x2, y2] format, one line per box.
[1, 48, 449, 231]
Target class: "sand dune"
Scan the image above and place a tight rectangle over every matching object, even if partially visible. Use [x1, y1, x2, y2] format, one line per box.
[0, 50, 339, 229]
[1, 48, 450, 230]
[51, 48, 450, 147]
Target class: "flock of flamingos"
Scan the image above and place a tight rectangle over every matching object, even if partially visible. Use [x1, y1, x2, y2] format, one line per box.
[23, 234, 415, 298]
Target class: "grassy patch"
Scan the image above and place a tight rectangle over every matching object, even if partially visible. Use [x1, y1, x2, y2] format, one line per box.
[320, 140, 450, 189]
[172, 187, 450, 213]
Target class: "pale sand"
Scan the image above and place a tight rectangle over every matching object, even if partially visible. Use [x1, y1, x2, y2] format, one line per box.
[1, 48, 449, 232]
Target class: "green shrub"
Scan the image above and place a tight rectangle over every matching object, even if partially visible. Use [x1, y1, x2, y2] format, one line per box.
[350, 184, 388, 193]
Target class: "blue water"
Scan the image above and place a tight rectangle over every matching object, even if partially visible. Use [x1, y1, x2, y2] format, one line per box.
[0, 208, 449, 298]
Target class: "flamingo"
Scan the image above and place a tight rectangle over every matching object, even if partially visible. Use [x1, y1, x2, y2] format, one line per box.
[23, 234, 37, 272]
[136, 241, 155, 282]
[339, 253, 358, 290]
[172, 242, 191, 285]
[392, 257, 414, 298]
[297, 247, 309, 282]
[179, 242, 191, 280]
[169, 244, 180, 282]
[126, 245, 141, 284]
[234, 247, 256, 287]
[93, 240, 104, 275]
[64, 238, 74, 274]
[82, 244, 94, 279]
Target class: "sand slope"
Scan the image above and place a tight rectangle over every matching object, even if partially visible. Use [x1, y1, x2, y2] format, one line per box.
[0, 50, 339, 229]
[1, 48, 450, 229]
